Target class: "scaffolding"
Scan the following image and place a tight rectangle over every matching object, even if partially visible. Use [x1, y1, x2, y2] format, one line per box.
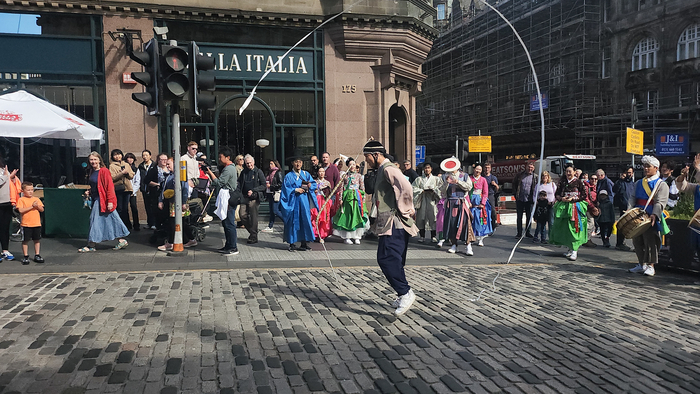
[419, 0, 602, 161]
[419, 0, 700, 171]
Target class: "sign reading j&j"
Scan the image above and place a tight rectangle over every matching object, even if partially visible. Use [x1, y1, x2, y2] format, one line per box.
[200, 44, 314, 82]
[656, 133, 689, 156]
[626, 127, 644, 156]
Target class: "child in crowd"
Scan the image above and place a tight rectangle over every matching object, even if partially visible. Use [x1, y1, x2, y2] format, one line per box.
[533, 190, 550, 243]
[16, 182, 44, 265]
[596, 189, 616, 247]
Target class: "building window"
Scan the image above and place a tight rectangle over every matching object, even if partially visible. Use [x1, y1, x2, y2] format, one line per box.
[677, 23, 700, 61]
[603, 0, 612, 22]
[550, 63, 564, 86]
[647, 90, 658, 110]
[679, 84, 693, 107]
[524, 73, 535, 93]
[638, 0, 659, 11]
[602, 46, 612, 78]
[437, 4, 446, 20]
[631, 37, 658, 71]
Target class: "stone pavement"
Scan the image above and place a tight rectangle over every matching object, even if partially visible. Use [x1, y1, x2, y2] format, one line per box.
[0, 220, 642, 274]
[0, 255, 699, 394]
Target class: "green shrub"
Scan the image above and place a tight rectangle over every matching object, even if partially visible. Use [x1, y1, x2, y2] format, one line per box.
[669, 187, 695, 220]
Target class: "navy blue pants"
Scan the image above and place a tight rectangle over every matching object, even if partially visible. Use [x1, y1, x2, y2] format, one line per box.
[222, 205, 238, 250]
[377, 225, 411, 296]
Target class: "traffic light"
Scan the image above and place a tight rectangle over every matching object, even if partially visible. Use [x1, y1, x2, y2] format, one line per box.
[188, 42, 217, 116]
[130, 38, 160, 116]
[160, 44, 189, 101]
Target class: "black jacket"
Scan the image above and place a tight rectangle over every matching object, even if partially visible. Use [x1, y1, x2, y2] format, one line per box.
[138, 161, 159, 194]
[239, 166, 266, 202]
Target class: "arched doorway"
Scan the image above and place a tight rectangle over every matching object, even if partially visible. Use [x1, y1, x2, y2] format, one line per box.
[389, 104, 407, 162]
[215, 95, 276, 166]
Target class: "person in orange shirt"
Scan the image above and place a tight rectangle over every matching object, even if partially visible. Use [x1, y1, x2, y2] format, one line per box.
[16, 182, 44, 265]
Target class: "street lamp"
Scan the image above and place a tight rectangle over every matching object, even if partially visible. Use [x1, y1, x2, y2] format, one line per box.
[256, 139, 270, 148]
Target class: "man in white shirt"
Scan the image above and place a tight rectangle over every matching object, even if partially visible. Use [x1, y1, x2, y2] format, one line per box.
[180, 141, 199, 190]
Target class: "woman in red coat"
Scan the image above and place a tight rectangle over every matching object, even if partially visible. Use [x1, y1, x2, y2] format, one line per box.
[79, 152, 130, 252]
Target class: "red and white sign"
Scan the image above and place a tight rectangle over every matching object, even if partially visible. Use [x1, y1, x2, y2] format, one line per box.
[0, 110, 22, 122]
[122, 72, 137, 84]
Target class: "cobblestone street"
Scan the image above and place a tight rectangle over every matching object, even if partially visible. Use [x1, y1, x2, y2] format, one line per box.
[0, 259, 699, 394]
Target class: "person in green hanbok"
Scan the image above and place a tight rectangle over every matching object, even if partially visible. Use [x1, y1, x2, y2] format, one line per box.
[332, 159, 368, 244]
[550, 164, 589, 261]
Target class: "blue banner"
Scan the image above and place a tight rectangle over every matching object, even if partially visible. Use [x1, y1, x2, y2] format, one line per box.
[656, 133, 689, 156]
[530, 92, 548, 111]
[415, 145, 426, 165]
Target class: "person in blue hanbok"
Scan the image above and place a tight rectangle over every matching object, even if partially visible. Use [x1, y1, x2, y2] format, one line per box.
[280, 153, 318, 252]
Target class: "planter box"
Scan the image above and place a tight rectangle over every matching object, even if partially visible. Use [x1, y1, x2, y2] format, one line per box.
[665, 218, 700, 271]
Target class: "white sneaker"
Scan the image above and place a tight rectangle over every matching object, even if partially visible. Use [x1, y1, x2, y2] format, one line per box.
[394, 289, 416, 317]
[465, 243, 474, 256]
[431, 237, 438, 243]
[563, 249, 572, 257]
[202, 214, 213, 223]
[629, 264, 647, 274]
[437, 240, 444, 247]
[184, 240, 198, 248]
[418, 237, 425, 243]
[477, 238, 484, 247]
[567, 251, 577, 261]
[643, 265, 655, 276]
[354, 239, 361, 245]
[261, 227, 274, 233]
[344, 239, 353, 245]
[448, 245, 457, 254]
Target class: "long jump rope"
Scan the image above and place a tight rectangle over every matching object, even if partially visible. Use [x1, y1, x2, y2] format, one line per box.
[240, 0, 548, 302]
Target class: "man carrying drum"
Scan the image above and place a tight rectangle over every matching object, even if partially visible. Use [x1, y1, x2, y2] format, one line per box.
[628, 155, 670, 277]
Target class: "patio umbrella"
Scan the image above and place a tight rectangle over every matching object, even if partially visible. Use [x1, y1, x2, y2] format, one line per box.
[0, 89, 103, 180]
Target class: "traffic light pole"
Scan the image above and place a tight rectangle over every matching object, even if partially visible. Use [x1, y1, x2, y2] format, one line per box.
[170, 101, 186, 255]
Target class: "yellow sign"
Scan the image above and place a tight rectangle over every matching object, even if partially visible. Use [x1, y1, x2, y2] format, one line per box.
[626, 128, 644, 155]
[468, 136, 492, 153]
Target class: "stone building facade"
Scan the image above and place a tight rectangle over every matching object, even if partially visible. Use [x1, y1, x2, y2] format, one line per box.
[0, 1, 436, 187]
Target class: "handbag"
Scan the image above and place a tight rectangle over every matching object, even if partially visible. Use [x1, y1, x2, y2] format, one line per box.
[229, 189, 242, 207]
[273, 190, 281, 202]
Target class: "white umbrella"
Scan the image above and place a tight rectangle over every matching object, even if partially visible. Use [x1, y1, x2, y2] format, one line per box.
[0, 89, 103, 181]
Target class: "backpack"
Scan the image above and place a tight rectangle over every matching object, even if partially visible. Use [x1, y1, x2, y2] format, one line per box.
[364, 169, 377, 195]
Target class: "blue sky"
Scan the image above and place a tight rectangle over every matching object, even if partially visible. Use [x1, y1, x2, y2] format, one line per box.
[0, 13, 41, 34]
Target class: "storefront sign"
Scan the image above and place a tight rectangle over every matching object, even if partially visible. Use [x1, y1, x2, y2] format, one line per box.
[200, 45, 314, 82]
[468, 136, 491, 152]
[656, 132, 689, 156]
[626, 127, 644, 155]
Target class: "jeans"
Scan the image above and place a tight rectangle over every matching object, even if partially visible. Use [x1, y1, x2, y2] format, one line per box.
[143, 189, 158, 227]
[600, 222, 613, 246]
[515, 201, 533, 236]
[267, 193, 281, 228]
[616, 206, 627, 247]
[377, 226, 411, 296]
[129, 194, 140, 229]
[222, 205, 238, 250]
[488, 194, 497, 228]
[115, 190, 131, 229]
[534, 221, 547, 241]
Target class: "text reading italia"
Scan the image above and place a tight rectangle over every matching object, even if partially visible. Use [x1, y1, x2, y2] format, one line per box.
[215, 54, 308, 74]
